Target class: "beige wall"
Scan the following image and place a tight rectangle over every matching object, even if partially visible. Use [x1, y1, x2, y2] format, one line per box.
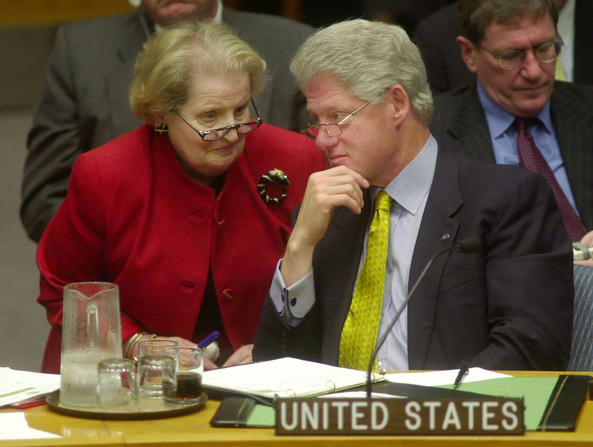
[0, 0, 135, 109]
[0, 0, 134, 27]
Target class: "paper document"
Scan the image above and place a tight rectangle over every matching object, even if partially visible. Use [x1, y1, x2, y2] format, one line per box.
[0, 367, 60, 408]
[385, 367, 511, 387]
[202, 357, 384, 400]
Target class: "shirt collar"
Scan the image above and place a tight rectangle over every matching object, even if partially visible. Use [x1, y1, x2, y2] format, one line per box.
[477, 81, 554, 136]
[373, 134, 437, 215]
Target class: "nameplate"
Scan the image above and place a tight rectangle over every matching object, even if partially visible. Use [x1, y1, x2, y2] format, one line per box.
[275, 397, 525, 436]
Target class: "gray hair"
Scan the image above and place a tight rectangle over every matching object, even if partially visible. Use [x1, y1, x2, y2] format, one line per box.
[290, 19, 433, 124]
[457, 0, 559, 45]
[129, 20, 267, 123]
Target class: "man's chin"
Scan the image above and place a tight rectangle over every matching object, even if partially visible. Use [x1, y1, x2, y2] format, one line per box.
[328, 155, 348, 167]
[160, 5, 202, 25]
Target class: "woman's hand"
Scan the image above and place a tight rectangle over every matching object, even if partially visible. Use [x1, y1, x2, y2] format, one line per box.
[158, 336, 220, 370]
[222, 344, 253, 367]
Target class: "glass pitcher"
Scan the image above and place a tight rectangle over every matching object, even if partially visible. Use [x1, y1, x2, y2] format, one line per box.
[60, 282, 122, 407]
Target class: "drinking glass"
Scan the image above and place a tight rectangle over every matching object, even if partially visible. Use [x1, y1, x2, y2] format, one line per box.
[162, 346, 203, 406]
[97, 358, 137, 407]
[137, 355, 176, 398]
[137, 339, 178, 358]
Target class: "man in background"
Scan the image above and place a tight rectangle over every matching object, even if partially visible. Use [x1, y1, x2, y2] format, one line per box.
[21, 0, 313, 242]
[415, 0, 593, 94]
[430, 0, 593, 243]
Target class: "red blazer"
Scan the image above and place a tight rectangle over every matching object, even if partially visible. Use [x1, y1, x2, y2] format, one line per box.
[37, 123, 326, 373]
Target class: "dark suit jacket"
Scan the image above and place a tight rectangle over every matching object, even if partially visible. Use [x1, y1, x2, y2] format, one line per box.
[254, 146, 573, 371]
[22, 8, 313, 243]
[414, 2, 593, 95]
[430, 81, 593, 231]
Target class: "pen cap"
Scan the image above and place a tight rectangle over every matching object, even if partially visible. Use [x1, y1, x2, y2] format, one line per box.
[203, 341, 220, 362]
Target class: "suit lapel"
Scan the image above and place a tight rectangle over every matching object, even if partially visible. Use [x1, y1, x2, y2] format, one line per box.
[407, 147, 463, 369]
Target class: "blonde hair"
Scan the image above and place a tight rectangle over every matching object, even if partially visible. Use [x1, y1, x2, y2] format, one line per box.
[129, 20, 267, 123]
[290, 19, 433, 124]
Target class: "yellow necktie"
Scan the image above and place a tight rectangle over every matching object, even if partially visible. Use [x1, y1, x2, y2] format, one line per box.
[339, 191, 392, 371]
[555, 60, 566, 81]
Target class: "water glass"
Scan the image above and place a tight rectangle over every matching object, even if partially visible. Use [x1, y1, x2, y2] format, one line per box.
[137, 339, 178, 358]
[97, 358, 137, 407]
[138, 355, 176, 398]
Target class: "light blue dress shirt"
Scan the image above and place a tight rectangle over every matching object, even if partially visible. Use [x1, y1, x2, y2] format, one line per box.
[270, 135, 438, 371]
[477, 82, 579, 213]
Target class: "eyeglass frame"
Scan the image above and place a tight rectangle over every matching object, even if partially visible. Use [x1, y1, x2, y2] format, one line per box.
[478, 37, 563, 71]
[174, 97, 263, 141]
[301, 101, 371, 140]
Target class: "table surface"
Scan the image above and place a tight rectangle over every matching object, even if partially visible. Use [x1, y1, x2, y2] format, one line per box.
[2, 370, 593, 447]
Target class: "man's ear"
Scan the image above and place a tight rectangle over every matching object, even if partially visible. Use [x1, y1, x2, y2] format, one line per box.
[457, 36, 478, 74]
[386, 84, 410, 125]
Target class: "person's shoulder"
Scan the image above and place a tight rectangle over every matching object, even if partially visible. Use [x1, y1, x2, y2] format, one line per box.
[59, 11, 140, 36]
[76, 125, 152, 170]
[223, 8, 314, 38]
[552, 81, 593, 102]
[415, 3, 456, 34]
[242, 123, 325, 176]
[433, 83, 474, 105]
[453, 148, 546, 189]
[430, 84, 476, 129]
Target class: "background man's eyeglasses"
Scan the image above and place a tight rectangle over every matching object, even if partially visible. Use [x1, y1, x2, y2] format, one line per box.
[301, 101, 370, 140]
[479, 38, 563, 71]
[175, 98, 262, 141]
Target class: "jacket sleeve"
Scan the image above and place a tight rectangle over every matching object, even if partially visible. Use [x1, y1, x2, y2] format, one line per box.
[36, 154, 145, 347]
[22, 26, 85, 243]
[472, 172, 573, 370]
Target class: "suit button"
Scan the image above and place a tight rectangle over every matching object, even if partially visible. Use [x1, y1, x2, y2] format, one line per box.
[221, 288, 233, 301]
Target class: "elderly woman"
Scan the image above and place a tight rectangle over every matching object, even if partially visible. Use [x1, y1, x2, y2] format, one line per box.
[37, 21, 326, 373]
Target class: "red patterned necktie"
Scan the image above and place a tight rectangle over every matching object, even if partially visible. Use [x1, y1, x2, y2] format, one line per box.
[515, 118, 586, 241]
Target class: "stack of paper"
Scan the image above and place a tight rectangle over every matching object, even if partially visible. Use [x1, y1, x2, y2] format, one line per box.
[202, 357, 384, 400]
[0, 367, 60, 408]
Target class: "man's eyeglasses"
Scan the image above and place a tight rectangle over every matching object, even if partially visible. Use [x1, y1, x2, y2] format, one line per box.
[479, 38, 563, 71]
[301, 101, 371, 140]
[175, 98, 262, 142]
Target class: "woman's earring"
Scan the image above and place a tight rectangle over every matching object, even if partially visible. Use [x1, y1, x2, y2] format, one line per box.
[154, 123, 168, 134]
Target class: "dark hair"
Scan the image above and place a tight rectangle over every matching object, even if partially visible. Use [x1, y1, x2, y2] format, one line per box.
[456, 0, 559, 45]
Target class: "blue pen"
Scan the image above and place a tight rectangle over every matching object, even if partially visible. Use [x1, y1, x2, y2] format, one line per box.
[197, 331, 220, 348]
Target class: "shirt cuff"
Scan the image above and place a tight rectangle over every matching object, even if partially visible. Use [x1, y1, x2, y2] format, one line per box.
[270, 259, 315, 327]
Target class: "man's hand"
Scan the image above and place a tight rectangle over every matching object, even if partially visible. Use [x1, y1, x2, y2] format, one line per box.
[575, 230, 593, 268]
[281, 166, 369, 286]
